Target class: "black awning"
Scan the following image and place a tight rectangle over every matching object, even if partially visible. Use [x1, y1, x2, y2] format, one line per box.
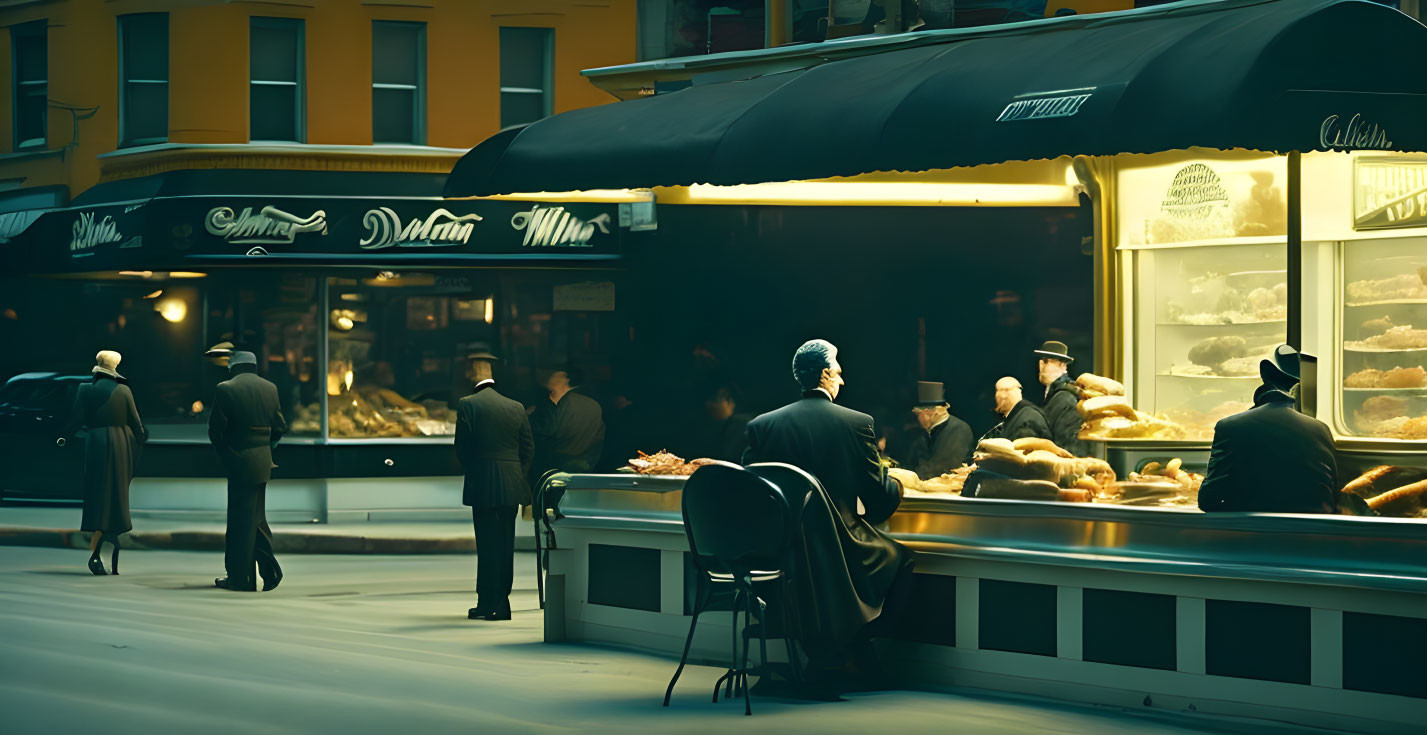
[445, 0, 1427, 197]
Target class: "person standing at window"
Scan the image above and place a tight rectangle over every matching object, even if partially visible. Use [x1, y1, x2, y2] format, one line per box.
[209, 351, 288, 592]
[63, 351, 146, 575]
[455, 345, 534, 621]
[1035, 340, 1088, 456]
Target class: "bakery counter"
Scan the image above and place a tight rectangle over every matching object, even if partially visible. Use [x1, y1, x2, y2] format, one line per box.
[541, 472, 1427, 733]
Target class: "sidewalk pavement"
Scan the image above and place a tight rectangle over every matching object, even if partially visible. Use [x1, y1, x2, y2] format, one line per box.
[0, 506, 535, 554]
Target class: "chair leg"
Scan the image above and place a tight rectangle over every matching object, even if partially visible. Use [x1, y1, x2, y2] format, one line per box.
[741, 587, 754, 716]
[533, 515, 546, 610]
[756, 595, 769, 676]
[664, 582, 706, 707]
[714, 587, 741, 703]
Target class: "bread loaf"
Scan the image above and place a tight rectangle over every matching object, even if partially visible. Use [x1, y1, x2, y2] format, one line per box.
[1079, 395, 1136, 420]
[1075, 373, 1125, 397]
[1013, 437, 1073, 458]
[977, 477, 1062, 501]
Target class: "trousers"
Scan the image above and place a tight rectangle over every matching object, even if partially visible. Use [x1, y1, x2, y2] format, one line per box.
[473, 505, 518, 611]
[225, 480, 278, 583]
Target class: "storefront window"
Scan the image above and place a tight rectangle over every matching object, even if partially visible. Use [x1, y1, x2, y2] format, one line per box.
[211, 274, 322, 438]
[327, 273, 497, 439]
[1339, 236, 1427, 441]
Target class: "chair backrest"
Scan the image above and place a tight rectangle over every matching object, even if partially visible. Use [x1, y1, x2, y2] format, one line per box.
[743, 462, 825, 514]
[682, 463, 791, 577]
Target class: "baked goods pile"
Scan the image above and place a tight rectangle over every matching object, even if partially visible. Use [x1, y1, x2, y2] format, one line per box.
[888, 465, 972, 496]
[1163, 275, 1288, 325]
[1111, 458, 1204, 506]
[1341, 465, 1427, 518]
[621, 450, 719, 475]
[1166, 335, 1275, 377]
[967, 437, 1117, 502]
[1351, 395, 1427, 440]
[1345, 267, 1427, 304]
[1345, 324, 1427, 351]
[328, 386, 457, 438]
[1074, 373, 1189, 440]
[1344, 365, 1427, 389]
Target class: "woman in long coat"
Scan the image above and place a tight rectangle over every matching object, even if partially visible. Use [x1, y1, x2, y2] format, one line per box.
[65, 350, 146, 575]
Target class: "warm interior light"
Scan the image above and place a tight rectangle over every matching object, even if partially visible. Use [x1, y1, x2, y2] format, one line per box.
[119, 270, 153, 278]
[191, 400, 204, 414]
[343, 369, 354, 391]
[462, 189, 654, 204]
[484, 297, 495, 325]
[675, 181, 1080, 207]
[155, 297, 187, 323]
[166, 271, 207, 279]
[143, 290, 163, 299]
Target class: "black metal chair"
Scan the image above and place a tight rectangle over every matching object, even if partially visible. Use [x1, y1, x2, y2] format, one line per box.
[663, 462, 806, 715]
[531, 470, 566, 610]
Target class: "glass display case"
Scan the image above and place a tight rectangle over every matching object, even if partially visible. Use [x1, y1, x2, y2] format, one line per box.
[1337, 235, 1427, 441]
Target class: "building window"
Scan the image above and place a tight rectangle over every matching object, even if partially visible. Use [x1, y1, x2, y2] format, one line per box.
[118, 13, 169, 148]
[499, 27, 552, 129]
[10, 20, 47, 150]
[372, 21, 425, 145]
[250, 17, 304, 142]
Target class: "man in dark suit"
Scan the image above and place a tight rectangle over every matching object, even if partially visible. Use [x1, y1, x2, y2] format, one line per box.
[1035, 340, 1089, 456]
[456, 346, 534, 620]
[903, 381, 973, 479]
[1199, 345, 1338, 514]
[742, 339, 912, 678]
[689, 384, 752, 463]
[984, 377, 1052, 442]
[209, 351, 287, 592]
[530, 368, 604, 483]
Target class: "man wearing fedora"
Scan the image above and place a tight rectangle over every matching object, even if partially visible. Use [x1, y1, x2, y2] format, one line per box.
[455, 344, 534, 620]
[210, 351, 288, 591]
[904, 381, 973, 479]
[1035, 340, 1089, 456]
[1199, 345, 1339, 514]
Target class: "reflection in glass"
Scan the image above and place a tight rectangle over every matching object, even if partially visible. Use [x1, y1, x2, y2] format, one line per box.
[1339, 236, 1427, 441]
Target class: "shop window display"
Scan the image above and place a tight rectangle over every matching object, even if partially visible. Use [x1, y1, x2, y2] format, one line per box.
[327, 274, 497, 439]
[1339, 236, 1427, 441]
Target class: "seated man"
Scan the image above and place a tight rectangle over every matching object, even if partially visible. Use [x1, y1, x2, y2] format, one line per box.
[742, 339, 913, 685]
[903, 381, 973, 479]
[1199, 345, 1338, 514]
[983, 377, 1052, 442]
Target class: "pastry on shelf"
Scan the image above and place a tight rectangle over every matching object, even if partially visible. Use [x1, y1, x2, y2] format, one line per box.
[1344, 366, 1427, 389]
[1346, 267, 1427, 303]
[1346, 325, 1427, 351]
[621, 450, 719, 476]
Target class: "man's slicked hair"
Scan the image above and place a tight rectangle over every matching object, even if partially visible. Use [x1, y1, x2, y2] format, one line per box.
[792, 339, 837, 392]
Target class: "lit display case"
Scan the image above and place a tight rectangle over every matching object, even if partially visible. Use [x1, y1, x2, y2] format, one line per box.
[1114, 154, 1288, 442]
[1338, 237, 1427, 441]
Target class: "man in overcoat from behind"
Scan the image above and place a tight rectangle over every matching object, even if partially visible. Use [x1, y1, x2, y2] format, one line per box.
[456, 345, 534, 621]
[209, 351, 288, 592]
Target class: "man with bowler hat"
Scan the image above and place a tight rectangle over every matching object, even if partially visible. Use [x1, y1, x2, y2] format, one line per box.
[455, 343, 534, 620]
[903, 381, 973, 479]
[210, 351, 288, 591]
[1199, 345, 1338, 514]
[1035, 340, 1088, 456]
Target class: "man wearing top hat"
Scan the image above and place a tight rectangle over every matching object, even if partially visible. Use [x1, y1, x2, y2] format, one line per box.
[455, 344, 534, 620]
[903, 381, 973, 480]
[1199, 345, 1339, 514]
[1035, 340, 1088, 456]
[210, 351, 288, 592]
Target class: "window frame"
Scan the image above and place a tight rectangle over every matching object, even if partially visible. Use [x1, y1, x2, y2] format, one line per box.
[498, 26, 554, 130]
[10, 20, 48, 150]
[371, 20, 427, 145]
[249, 16, 306, 143]
[117, 13, 170, 149]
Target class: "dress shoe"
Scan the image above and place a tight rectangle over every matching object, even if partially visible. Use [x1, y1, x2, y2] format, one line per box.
[468, 608, 512, 621]
[260, 567, 283, 592]
[214, 576, 257, 592]
[88, 555, 107, 576]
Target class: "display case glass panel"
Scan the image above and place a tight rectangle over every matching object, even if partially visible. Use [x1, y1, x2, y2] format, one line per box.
[1338, 235, 1427, 441]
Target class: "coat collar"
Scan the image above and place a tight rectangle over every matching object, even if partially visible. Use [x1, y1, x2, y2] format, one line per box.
[473, 379, 495, 394]
[802, 389, 832, 402]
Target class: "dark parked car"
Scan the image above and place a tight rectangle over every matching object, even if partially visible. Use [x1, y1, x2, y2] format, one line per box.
[0, 372, 89, 501]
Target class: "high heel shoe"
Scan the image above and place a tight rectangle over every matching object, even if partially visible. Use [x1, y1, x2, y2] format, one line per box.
[110, 543, 120, 575]
[88, 553, 107, 576]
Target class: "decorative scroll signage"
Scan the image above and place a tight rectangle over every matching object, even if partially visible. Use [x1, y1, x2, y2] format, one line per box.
[997, 88, 1094, 122]
[205, 206, 328, 255]
[1320, 114, 1393, 151]
[1354, 158, 1427, 230]
[510, 205, 612, 248]
[360, 207, 483, 250]
[69, 212, 123, 253]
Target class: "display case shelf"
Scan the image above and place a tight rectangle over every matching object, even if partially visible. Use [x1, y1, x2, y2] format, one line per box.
[1160, 370, 1260, 379]
[1344, 298, 1427, 307]
[1155, 319, 1286, 327]
[1343, 345, 1427, 354]
[1343, 386, 1427, 395]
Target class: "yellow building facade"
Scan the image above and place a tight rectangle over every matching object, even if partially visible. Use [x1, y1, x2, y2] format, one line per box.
[0, 0, 636, 202]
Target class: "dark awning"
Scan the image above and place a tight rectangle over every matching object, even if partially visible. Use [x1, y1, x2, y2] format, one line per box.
[445, 0, 1427, 197]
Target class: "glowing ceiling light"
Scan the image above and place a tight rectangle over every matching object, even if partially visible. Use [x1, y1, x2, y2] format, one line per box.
[484, 298, 495, 325]
[155, 297, 187, 323]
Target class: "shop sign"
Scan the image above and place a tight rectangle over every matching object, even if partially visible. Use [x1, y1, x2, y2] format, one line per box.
[69, 212, 123, 254]
[204, 206, 328, 253]
[360, 207, 484, 250]
[1320, 114, 1393, 151]
[511, 205, 612, 248]
[1354, 158, 1427, 230]
[1160, 163, 1230, 219]
[996, 89, 1093, 122]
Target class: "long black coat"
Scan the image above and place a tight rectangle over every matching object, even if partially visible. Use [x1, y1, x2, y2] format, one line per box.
[70, 375, 146, 534]
[1042, 374, 1088, 456]
[531, 389, 605, 478]
[742, 391, 911, 652]
[1199, 388, 1338, 514]
[208, 369, 287, 485]
[986, 399, 1052, 442]
[905, 415, 973, 480]
[455, 383, 534, 509]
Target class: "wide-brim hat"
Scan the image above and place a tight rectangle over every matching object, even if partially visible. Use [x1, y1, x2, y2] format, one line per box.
[466, 341, 500, 362]
[204, 341, 234, 359]
[914, 381, 949, 407]
[1033, 340, 1074, 363]
[1260, 344, 1300, 389]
